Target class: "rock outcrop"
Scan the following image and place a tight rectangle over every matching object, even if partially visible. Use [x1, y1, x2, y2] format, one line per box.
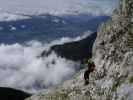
[91, 0, 133, 99]
[26, 0, 133, 100]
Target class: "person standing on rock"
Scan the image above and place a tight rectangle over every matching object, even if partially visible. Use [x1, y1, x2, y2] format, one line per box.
[84, 60, 95, 85]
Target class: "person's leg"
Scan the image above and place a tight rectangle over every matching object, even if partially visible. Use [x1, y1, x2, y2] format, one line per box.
[84, 79, 89, 85]
[84, 71, 90, 85]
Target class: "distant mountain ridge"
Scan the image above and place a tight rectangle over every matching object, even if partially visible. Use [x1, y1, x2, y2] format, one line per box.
[41, 32, 97, 61]
[0, 87, 31, 100]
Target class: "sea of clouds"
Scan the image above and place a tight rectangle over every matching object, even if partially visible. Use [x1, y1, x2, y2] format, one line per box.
[0, 0, 118, 21]
[0, 32, 91, 93]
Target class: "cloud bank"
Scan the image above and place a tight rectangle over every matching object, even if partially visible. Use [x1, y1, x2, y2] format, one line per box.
[0, 9, 30, 21]
[0, 35, 87, 93]
[0, 0, 117, 16]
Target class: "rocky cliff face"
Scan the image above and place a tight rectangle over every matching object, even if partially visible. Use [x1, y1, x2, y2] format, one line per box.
[26, 0, 133, 100]
[92, 0, 133, 99]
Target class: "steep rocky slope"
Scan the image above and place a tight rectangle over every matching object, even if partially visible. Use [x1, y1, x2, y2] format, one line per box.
[91, 0, 133, 99]
[26, 0, 133, 100]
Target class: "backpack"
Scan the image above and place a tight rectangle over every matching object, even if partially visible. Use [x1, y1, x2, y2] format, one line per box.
[90, 63, 95, 72]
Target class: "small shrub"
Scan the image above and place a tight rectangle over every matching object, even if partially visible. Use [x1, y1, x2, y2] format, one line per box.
[111, 81, 120, 92]
[129, 76, 133, 83]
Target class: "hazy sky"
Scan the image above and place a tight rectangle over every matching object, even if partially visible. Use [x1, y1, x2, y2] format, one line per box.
[0, 0, 118, 15]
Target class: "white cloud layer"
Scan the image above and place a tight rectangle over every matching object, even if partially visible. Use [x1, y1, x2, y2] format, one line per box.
[0, 34, 90, 93]
[0, 0, 117, 15]
[0, 10, 30, 21]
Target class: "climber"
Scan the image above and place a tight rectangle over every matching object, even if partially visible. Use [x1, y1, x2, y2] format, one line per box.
[84, 59, 95, 85]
